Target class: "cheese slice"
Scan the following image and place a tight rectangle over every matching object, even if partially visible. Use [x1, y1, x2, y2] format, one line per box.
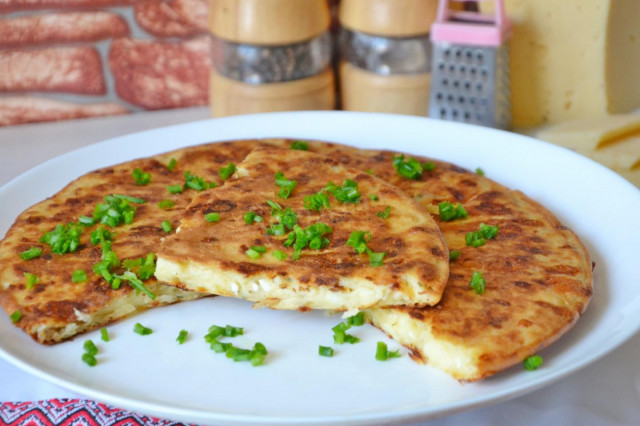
[482, 1, 640, 127]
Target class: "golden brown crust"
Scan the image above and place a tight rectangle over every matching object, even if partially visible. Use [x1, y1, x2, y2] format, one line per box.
[157, 146, 450, 310]
[0, 140, 261, 343]
[306, 141, 593, 381]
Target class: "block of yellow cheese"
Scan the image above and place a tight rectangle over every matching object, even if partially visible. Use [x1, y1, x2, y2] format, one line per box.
[482, 1, 640, 127]
[537, 114, 640, 171]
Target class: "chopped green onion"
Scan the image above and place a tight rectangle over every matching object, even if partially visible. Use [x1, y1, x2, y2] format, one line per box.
[184, 171, 216, 191]
[303, 191, 331, 211]
[133, 322, 153, 335]
[244, 211, 263, 224]
[438, 202, 468, 222]
[272, 249, 288, 261]
[167, 184, 183, 194]
[24, 272, 39, 289]
[376, 206, 391, 219]
[72, 269, 87, 283]
[167, 158, 177, 171]
[393, 155, 432, 180]
[224, 324, 244, 337]
[365, 169, 374, 175]
[476, 167, 485, 176]
[78, 216, 95, 225]
[465, 231, 486, 247]
[113, 194, 146, 204]
[90, 227, 112, 245]
[266, 201, 298, 233]
[318, 345, 334, 357]
[469, 271, 486, 295]
[479, 223, 499, 239]
[161, 220, 172, 233]
[524, 355, 543, 371]
[246, 248, 261, 259]
[40, 223, 84, 254]
[205, 212, 220, 223]
[9, 310, 22, 323]
[100, 328, 109, 342]
[347, 312, 366, 327]
[83, 339, 98, 356]
[449, 250, 461, 261]
[158, 199, 175, 209]
[132, 168, 151, 185]
[93, 195, 139, 227]
[346, 230, 385, 267]
[253, 342, 267, 355]
[19, 246, 42, 261]
[250, 351, 266, 366]
[324, 179, 361, 203]
[290, 140, 309, 151]
[251, 245, 267, 253]
[219, 162, 236, 180]
[117, 270, 156, 300]
[274, 171, 297, 199]
[283, 223, 332, 260]
[375, 341, 401, 361]
[177, 329, 188, 344]
[82, 353, 97, 367]
[369, 194, 379, 201]
[423, 162, 436, 172]
[368, 251, 385, 267]
[332, 321, 360, 345]
[122, 253, 156, 280]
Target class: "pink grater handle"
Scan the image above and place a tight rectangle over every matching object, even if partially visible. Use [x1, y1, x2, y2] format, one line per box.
[431, 0, 511, 47]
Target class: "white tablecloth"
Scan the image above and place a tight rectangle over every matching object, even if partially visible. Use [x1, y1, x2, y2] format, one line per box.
[1, 108, 639, 425]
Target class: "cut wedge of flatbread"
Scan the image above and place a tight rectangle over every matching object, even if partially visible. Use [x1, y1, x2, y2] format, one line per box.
[156, 146, 450, 311]
[307, 142, 593, 381]
[0, 141, 261, 344]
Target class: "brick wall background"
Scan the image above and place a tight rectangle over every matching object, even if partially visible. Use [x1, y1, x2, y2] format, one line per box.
[0, 0, 212, 126]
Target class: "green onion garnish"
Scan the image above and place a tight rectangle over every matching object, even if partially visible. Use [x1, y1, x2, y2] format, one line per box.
[117, 270, 156, 299]
[78, 216, 95, 225]
[177, 329, 188, 344]
[40, 223, 84, 254]
[476, 167, 485, 176]
[161, 220, 172, 233]
[204, 212, 220, 223]
[219, 162, 236, 180]
[324, 179, 361, 203]
[347, 312, 366, 326]
[465, 223, 499, 247]
[265, 201, 298, 233]
[274, 171, 297, 199]
[246, 248, 261, 259]
[24, 272, 38, 289]
[479, 223, 499, 239]
[83, 339, 98, 356]
[81, 353, 97, 367]
[167, 158, 177, 171]
[19, 246, 42, 261]
[224, 324, 244, 337]
[283, 223, 332, 260]
[9, 310, 22, 323]
[469, 271, 486, 295]
[331, 320, 360, 345]
[100, 328, 109, 342]
[303, 191, 331, 211]
[72, 269, 87, 283]
[244, 211, 263, 224]
[376, 206, 391, 219]
[392, 155, 433, 180]
[112, 194, 146, 204]
[290, 140, 309, 151]
[157, 199, 175, 209]
[132, 168, 151, 185]
[167, 184, 183, 194]
[449, 250, 461, 261]
[375, 341, 401, 361]
[523, 355, 543, 371]
[90, 227, 112, 245]
[272, 250, 288, 261]
[369, 194, 379, 201]
[365, 169, 374, 175]
[93, 195, 139, 227]
[438, 202, 468, 222]
[423, 162, 436, 171]
[346, 230, 385, 267]
[184, 171, 216, 191]
[133, 322, 153, 335]
[318, 346, 334, 357]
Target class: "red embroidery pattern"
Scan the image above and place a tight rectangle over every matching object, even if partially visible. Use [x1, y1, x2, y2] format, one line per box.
[0, 399, 194, 426]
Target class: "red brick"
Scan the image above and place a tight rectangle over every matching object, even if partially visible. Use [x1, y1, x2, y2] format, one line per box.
[0, 96, 129, 126]
[135, 0, 209, 38]
[0, 46, 106, 95]
[109, 36, 210, 110]
[0, 12, 129, 49]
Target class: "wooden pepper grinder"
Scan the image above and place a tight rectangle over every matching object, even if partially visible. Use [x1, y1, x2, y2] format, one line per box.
[338, 0, 439, 116]
[209, 0, 335, 117]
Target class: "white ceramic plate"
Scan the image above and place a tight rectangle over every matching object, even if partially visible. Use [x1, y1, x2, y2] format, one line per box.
[1, 112, 639, 425]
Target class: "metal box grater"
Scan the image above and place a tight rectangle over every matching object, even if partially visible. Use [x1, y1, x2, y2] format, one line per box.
[429, 0, 512, 129]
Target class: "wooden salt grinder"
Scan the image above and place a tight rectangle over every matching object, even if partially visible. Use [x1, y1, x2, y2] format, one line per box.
[209, 0, 335, 117]
[339, 0, 439, 116]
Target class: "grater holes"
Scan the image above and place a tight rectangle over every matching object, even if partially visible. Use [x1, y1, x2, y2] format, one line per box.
[447, 94, 454, 102]
[453, 80, 460, 88]
[438, 62, 445, 71]
[464, 81, 472, 90]
[449, 64, 456, 73]
[476, 83, 483, 92]
[442, 78, 449, 86]
[444, 49, 451, 58]
[459, 65, 466, 74]
[440, 108, 447, 118]
[458, 96, 465, 104]
[436, 92, 443, 101]
[452, 109, 459, 118]
[476, 52, 484, 65]
[464, 112, 471, 120]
